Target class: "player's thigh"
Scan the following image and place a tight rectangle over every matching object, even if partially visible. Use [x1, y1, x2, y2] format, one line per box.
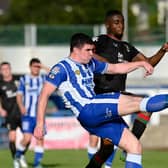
[79, 93, 120, 127]
[118, 94, 143, 115]
[86, 117, 128, 146]
[21, 116, 36, 133]
[118, 127, 142, 154]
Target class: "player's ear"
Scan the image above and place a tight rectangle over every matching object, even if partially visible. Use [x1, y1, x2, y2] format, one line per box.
[105, 23, 109, 28]
[73, 47, 80, 54]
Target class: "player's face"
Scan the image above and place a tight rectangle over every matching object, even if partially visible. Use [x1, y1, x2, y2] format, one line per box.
[77, 44, 95, 64]
[106, 14, 124, 40]
[30, 62, 41, 76]
[0, 64, 12, 78]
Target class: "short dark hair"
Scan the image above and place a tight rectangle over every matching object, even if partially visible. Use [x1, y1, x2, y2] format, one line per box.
[70, 33, 94, 52]
[0, 62, 10, 68]
[105, 10, 124, 21]
[29, 58, 41, 66]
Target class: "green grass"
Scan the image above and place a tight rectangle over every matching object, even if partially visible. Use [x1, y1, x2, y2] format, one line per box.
[0, 149, 168, 168]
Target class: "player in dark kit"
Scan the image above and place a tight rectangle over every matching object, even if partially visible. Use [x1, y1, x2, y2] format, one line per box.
[86, 10, 168, 168]
[0, 62, 21, 168]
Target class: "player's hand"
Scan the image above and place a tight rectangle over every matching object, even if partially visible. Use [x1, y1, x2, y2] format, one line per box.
[20, 106, 27, 115]
[142, 61, 154, 77]
[34, 125, 45, 140]
[0, 108, 7, 117]
[162, 42, 168, 52]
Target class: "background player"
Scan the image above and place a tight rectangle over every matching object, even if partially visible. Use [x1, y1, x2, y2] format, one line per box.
[15, 58, 49, 168]
[0, 62, 22, 168]
[87, 9, 168, 168]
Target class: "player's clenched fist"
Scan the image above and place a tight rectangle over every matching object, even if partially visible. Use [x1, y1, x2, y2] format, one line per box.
[34, 126, 45, 140]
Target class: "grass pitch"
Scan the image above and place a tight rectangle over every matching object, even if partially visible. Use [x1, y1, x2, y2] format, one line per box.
[0, 149, 168, 168]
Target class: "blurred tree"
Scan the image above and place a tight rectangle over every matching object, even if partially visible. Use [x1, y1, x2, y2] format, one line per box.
[0, 0, 125, 25]
[130, 0, 158, 29]
[0, 0, 159, 35]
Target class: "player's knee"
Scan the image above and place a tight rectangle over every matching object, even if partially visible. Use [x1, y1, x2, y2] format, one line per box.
[9, 137, 15, 142]
[8, 134, 16, 142]
[22, 137, 31, 146]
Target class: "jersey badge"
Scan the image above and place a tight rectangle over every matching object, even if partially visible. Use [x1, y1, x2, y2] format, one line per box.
[105, 107, 112, 118]
[51, 66, 60, 75]
[49, 73, 55, 79]
[124, 44, 130, 52]
[75, 70, 80, 75]
[113, 42, 118, 47]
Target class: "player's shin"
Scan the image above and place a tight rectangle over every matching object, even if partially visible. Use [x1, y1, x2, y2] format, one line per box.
[85, 138, 114, 168]
[140, 94, 168, 112]
[15, 143, 26, 158]
[105, 145, 118, 168]
[33, 146, 44, 167]
[132, 112, 151, 139]
[87, 145, 98, 159]
[9, 141, 16, 158]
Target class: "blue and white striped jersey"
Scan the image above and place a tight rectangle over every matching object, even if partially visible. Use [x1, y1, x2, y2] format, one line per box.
[17, 74, 46, 117]
[46, 58, 107, 117]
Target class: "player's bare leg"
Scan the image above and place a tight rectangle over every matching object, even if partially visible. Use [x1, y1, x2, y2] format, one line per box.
[87, 134, 99, 159]
[118, 128, 142, 168]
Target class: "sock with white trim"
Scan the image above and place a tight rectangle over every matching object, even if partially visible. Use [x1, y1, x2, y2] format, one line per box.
[87, 145, 98, 159]
[140, 94, 168, 112]
[15, 143, 26, 159]
[125, 153, 142, 168]
[33, 146, 44, 166]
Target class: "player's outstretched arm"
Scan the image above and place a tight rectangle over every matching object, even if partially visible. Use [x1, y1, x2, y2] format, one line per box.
[106, 61, 153, 76]
[34, 82, 56, 140]
[133, 42, 168, 67]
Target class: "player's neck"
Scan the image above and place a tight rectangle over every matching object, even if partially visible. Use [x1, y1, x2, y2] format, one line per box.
[107, 34, 122, 41]
[69, 54, 82, 64]
[31, 74, 39, 77]
[3, 75, 12, 82]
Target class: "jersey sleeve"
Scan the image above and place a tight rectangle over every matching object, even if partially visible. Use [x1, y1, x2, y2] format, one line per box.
[17, 76, 25, 94]
[91, 58, 107, 74]
[46, 64, 67, 88]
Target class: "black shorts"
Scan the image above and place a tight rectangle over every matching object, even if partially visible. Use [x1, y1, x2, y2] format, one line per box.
[6, 115, 21, 131]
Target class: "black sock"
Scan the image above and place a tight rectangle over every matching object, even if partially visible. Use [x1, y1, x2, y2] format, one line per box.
[23, 143, 30, 155]
[9, 141, 16, 158]
[85, 139, 114, 168]
[131, 119, 147, 139]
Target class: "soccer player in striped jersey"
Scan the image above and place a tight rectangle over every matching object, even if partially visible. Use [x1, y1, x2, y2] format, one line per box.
[34, 33, 168, 168]
[15, 58, 49, 168]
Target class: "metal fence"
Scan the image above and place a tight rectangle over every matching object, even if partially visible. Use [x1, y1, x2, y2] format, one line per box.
[0, 25, 166, 46]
